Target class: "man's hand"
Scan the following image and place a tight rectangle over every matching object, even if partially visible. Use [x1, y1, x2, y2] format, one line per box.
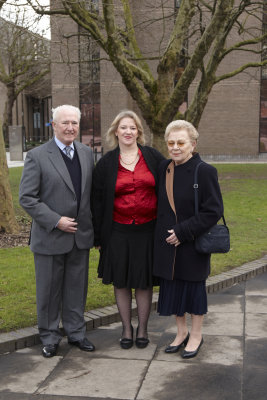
[57, 217, 78, 233]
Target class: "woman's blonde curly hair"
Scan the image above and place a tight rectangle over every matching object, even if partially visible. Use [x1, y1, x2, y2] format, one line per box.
[164, 120, 199, 142]
[106, 110, 145, 149]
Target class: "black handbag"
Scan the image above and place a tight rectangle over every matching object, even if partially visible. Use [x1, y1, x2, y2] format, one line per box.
[194, 162, 230, 254]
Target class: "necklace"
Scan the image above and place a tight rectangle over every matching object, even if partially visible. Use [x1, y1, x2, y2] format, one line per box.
[120, 151, 139, 165]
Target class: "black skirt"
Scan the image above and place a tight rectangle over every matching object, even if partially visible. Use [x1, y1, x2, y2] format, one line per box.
[98, 220, 158, 289]
[157, 278, 207, 316]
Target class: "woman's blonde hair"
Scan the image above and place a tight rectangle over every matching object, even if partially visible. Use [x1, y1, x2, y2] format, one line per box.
[164, 120, 199, 142]
[106, 110, 145, 148]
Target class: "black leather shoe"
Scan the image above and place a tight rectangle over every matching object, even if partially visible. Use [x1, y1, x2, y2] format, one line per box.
[120, 337, 134, 349]
[120, 325, 133, 349]
[42, 344, 58, 358]
[136, 337, 149, 349]
[68, 337, 95, 352]
[181, 338, 203, 359]
[165, 332, 190, 354]
[135, 326, 149, 349]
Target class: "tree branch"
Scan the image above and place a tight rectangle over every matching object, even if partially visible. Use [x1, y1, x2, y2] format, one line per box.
[61, 0, 106, 49]
[215, 60, 267, 83]
[220, 33, 267, 60]
[158, 0, 197, 73]
[157, 0, 234, 125]
[120, 0, 153, 79]
[101, 0, 155, 95]
[0, 0, 8, 11]
[15, 68, 50, 96]
[26, 0, 67, 15]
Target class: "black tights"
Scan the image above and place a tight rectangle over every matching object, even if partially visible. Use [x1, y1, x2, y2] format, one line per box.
[114, 287, 153, 339]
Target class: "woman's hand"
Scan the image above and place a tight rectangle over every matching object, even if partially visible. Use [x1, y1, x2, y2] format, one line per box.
[166, 229, 180, 247]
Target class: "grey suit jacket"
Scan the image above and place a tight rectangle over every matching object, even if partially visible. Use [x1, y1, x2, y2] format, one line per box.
[19, 139, 94, 255]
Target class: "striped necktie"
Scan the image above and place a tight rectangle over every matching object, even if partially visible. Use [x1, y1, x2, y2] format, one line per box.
[65, 146, 72, 159]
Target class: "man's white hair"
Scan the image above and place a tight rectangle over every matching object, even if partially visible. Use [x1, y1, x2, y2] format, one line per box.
[52, 105, 81, 122]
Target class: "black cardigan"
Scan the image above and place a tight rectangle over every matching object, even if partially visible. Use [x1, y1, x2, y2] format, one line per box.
[92, 145, 165, 248]
[153, 153, 224, 282]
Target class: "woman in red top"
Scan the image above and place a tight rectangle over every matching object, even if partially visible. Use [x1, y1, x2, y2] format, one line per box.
[92, 110, 164, 349]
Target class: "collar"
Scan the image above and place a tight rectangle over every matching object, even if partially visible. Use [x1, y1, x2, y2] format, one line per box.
[54, 136, 75, 151]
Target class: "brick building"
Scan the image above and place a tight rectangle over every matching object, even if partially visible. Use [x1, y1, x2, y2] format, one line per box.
[50, 1, 267, 160]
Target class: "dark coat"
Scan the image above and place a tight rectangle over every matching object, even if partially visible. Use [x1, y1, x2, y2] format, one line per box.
[92, 144, 165, 248]
[153, 153, 224, 282]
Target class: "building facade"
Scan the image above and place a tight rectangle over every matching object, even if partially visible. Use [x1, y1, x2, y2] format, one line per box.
[50, 0, 267, 159]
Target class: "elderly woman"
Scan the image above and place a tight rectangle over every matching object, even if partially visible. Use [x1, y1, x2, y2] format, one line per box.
[153, 120, 224, 359]
[92, 110, 164, 349]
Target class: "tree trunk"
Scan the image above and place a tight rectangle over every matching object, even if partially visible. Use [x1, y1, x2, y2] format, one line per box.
[3, 83, 16, 142]
[0, 119, 20, 234]
[152, 132, 169, 157]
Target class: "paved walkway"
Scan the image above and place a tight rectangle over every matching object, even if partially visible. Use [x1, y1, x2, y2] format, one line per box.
[0, 257, 267, 400]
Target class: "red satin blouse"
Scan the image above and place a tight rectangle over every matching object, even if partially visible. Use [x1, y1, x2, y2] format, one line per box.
[113, 150, 157, 224]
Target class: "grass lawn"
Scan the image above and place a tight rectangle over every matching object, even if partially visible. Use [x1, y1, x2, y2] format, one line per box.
[211, 164, 267, 275]
[0, 164, 266, 332]
[0, 246, 114, 332]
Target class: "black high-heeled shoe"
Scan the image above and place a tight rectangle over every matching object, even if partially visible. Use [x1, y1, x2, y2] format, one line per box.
[120, 325, 133, 350]
[181, 337, 203, 359]
[165, 332, 190, 354]
[135, 326, 149, 349]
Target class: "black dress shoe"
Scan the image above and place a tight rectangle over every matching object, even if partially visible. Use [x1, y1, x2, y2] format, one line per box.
[135, 326, 149, 349]
[165, 332, 190, 354]
[136, 337, 149, 349]
[120, 325, 133, 349]
[181, 338, 203, 359]
[42, 344, 58, 358]
[68, 337, 95, 352]
[120, 337, 134, 349]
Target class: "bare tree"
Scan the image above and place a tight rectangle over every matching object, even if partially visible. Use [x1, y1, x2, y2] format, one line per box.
[26, 0, 267, 150]
[0, 0, 50, 233]
[0, 118, 19, 233]
[0, 11, 50, 138]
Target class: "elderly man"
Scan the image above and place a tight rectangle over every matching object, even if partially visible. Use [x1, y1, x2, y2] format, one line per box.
[19, 105, 95, 357]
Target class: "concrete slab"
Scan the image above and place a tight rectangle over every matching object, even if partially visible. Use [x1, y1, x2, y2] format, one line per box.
[245, 313, 267, 337]
[0, 349, 62, 393]
[243, 366, 267, 400]
[154, 335, 243, 366]
[246, 296, 267, 313]
[244, 338, 267, 370]
[38, 357, 149, 399]
[147, 314, 174, 332]
[208, 294, 243, 313]
[201, 335, 243, 366]
[246, 273, 267, 296]
[202, 312, 244, 336]
[137, 360, 242, 400]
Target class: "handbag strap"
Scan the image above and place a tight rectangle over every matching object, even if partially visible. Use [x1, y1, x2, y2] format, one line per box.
[193, 162, 227, 225]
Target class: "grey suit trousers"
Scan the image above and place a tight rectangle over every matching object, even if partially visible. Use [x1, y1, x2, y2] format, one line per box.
[34, 244, 89, 345]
